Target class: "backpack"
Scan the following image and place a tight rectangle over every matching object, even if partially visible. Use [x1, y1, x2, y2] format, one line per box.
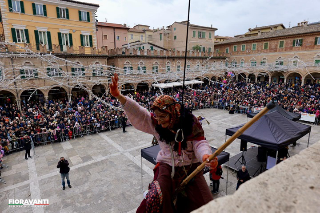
[215, 167, 223, 176]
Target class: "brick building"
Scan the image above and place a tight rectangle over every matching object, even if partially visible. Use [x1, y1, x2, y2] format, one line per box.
[214, 22, 320, 84]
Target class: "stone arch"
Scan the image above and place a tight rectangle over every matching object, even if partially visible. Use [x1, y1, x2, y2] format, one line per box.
[48, 86, 68, 101]
[270, 71, 285, 84]
[238, 72, 247, 82]
[136, 82, 149, 92]
[20, 88, 45, 103]
[256, 72, 270, 82]
[121, 83, 134, 94]
[304, 72, 320, 85]
[71, 85, 89, 100]
[286, 72, 302, 85]
[247, 73, 255, 82]
[0, 90, 16, 106]
[92, 84, 106, 97]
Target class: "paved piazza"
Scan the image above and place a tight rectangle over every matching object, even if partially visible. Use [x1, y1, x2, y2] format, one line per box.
[1, 108, 319, 213]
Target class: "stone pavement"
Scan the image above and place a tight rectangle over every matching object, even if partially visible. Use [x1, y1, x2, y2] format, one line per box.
[0, 108, 319, 213]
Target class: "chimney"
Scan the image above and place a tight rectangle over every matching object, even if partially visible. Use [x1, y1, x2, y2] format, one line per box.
[123, 23, 127, 27]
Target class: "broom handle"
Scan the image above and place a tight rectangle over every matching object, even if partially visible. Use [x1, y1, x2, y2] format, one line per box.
[180, 101, 275, 187]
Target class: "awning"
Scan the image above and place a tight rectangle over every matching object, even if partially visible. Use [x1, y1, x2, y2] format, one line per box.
[152, 80, 204, 88]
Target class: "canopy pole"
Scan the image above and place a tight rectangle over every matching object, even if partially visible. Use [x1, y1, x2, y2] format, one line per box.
[226, 161, 229, 195]
[307, 131, 310, 147]
[275, 151, 278, 164]
[141, 156, 143, 191]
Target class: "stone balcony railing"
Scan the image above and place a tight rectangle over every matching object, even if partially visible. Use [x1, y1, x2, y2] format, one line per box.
[0, 43, 227, 58]
[193, 141, 320, 213]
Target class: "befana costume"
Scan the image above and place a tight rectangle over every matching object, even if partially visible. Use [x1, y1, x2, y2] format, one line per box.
[122, 95, 213, 213]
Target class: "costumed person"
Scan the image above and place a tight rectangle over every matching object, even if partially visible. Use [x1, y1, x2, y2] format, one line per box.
[109, 73, 218, 213]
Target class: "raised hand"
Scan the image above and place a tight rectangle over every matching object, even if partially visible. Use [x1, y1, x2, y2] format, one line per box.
[109, 73, 120, 97]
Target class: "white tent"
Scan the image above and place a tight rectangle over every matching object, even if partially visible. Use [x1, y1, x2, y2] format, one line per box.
[152, 80, 203, 88]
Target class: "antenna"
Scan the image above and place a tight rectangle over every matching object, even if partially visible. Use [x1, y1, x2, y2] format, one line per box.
[289, 22, 291, 28]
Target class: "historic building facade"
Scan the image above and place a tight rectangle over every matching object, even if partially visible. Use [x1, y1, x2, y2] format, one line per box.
[152, 21, 217, 52]
[214, 22, 320, 85]
[0, 0, 99, 54]
[96, 22, 130, 50]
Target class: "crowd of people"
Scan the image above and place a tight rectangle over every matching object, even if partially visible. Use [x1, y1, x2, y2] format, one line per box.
[0, 80, 320, 156]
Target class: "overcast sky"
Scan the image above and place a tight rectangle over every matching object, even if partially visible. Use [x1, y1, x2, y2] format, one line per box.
[83, 0, 320, 36]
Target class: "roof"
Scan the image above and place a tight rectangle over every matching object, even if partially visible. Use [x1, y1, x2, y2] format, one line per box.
[248, 23, 285, 31]
[122, 41, 167, 50]
[216, 23, 320, 45]
[128, 28, 152, 33]
[61, 0, 99, 7]
[175, 21, 218, 31]
[97, 22, 129, 29]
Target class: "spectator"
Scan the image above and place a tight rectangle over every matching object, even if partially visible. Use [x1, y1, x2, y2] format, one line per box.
[23, 135, 32, 160]
[210, 164, 223, 194]
[236, 165, 251, 190]
[57, 157, 72, 190]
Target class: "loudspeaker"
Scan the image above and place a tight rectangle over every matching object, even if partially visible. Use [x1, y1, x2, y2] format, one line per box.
[240, 139, 247, 151]
[257, 147, 267, 162]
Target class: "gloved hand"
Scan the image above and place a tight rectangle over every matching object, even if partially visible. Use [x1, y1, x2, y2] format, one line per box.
[202, 154, 218, 170]
[109, 73, 120, 97]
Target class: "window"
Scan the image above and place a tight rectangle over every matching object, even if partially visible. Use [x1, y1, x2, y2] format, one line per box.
[12, 0, 22, 13]
[177, 65, 181, 72]
[61, 33, 70, 46]
[38, 31, 47, 45]
[196, 64, 200, 70]
[117, 36, 120, 41]
[251, 60, 257, 67]
[208, 47, 212, 52]
[72, 67, 85, 76]
[15, 29, 26, 43]
[241, 44, 246, 51]
[260, 58, 267, 66]
[124, 37, 127, 41]
[20, 69, 38, 79]
[83, 35, 90, 47]
[216, 49, 219, 53]
[92, 68, 103, 76]
[293, 60, 298, 66]
[47, 67, 62, 77]
[140, 35, 143, 41]
[198, 31, 206, 38]
[275, 60, 284, 66]
[252, 43, 257, 50]
[209, 32, 212, 39]
[293, 39, 303, 47]
[130, 34, 133, 39]
[233, 45, 237, 52]
[240, 60, 244, 67]
[150, 46, 153, 50]
[174, 36, 177, 40]
[225, 48, 229, 54]
[231, 61, 237, 67]
[160, 33, 162, 41]
[263, 42, 269, 50]
[202, 47, 205, 52]
[79, 11, 89, 22]
[104, 35, 108, 40]
[152, 65, 158, 73]
[57, 7, 69, 19]
[34, 4, 44, 15]
[186, 65, 190, 71]
[279, 40, 284, 48]
[315, 37, 320, 45]
[174, 28, 176, 31]
[193, 31, 196, 38]
[166, 65, 170, 72]
[315, 60, 320, 66]
[138, 66, 146, 74]
[123, 66, 133, 74]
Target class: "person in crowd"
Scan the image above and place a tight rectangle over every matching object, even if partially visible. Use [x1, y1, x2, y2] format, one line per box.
[23, 135, 32, 160]
[236, 165, 251, 190]
[121, 113, 127, 133]
[210, 164, 223, 194]
[57, 157, 72, 190]
[109, 73, 218, 213]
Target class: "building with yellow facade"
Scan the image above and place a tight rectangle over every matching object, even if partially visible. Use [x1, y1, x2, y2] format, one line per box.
[0, 0, 99, 54]
[128, 24, 153, 44]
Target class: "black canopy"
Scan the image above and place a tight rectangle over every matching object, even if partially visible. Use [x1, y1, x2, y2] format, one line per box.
[247, 104, 301, 121]
[226, 111, 311, 150]
[141, 145, 230, 166]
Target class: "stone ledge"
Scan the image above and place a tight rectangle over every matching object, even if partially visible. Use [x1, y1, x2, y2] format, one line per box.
[193, 141, 320, 213]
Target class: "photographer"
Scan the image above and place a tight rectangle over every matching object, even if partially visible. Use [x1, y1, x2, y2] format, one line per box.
[23, 135, 32, 160]
[57, 157, 72, 190]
